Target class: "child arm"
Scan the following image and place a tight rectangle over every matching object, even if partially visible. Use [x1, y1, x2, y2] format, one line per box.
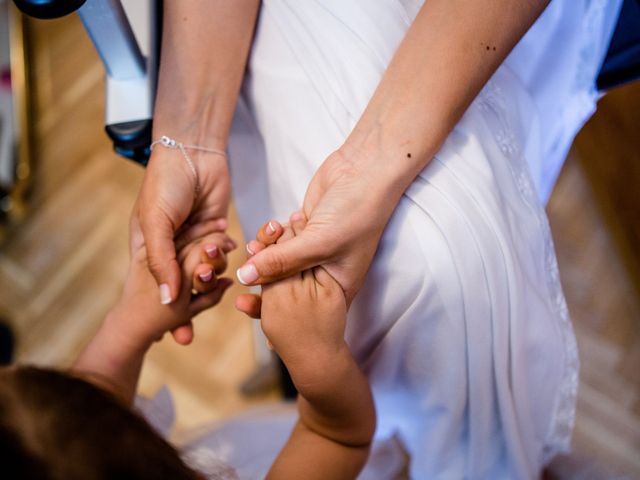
[268, 342, 374, 479]
[248, 217, 375, 478]
[73, 232, 233, 404]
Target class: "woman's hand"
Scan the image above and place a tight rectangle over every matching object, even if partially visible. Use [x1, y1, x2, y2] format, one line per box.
[133, 144, 231, 303]
[236, 148, 403, 304]
[118, 230, 234, 348]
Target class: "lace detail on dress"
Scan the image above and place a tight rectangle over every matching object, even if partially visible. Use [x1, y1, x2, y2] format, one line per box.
[477, 79, 579, 465]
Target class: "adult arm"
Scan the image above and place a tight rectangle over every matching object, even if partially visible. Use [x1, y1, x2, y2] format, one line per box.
[135, 0, 260, 305]
[237, 0, 550, 302]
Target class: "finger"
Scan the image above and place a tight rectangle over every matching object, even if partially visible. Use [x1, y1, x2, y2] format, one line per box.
[255, 220, 284, 246]
[201, 243, 229, 275]
[236, 233, 322, 285]
[171, 322, 194, 345]
[289, 211, 307, 236]
[234, 293, 262, 319]
[187, 211, 228, 229]
[128, 203, 146, 258]
[175, 217, 228, 251]
[245, 240, 266, 258]
[225, 238, 238, 252]
[277, 223, 295, 243]
[189, 278, 233, 316]
[192, 263, 217, 294]
[140, 208, 182, 304]
[312, 265, 341, 291]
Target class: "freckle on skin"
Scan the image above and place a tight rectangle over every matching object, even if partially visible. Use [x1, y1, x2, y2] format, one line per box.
[407, 153, 412, 158]
[486, 46, 490, 51]
[493, 46, 496, 51]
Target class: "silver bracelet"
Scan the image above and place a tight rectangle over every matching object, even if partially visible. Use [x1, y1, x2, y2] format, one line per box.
[150, 135, 227, 197]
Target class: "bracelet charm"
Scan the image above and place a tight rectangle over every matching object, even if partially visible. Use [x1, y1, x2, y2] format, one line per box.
[150, 135, 227, 197]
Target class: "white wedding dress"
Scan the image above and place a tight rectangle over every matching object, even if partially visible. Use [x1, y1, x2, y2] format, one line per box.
[216, 1, 623, 478]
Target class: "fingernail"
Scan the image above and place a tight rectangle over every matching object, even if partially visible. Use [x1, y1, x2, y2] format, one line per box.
[266, 221, 276, 235]
[290, 212, 302, 222]
[216, 218, 228, 230]
[160, 283, 172, 304]
[199, 270, 213, 282]
[205, 244, 218, 258]
[246, 243, 255, 255]
[236, 263, 259, 285]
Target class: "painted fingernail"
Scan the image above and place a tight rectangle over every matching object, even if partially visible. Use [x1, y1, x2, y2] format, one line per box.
[266, 221, 276, 235]
[236, 263, 259, 285]
[246, 243, 255, 255]
[199, 270, 213, 282]
[160, 283, 172, 305]
[205, 244, 218, 258]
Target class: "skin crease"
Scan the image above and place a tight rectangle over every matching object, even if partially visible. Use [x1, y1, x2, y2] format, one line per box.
[134, 0, 550, 319]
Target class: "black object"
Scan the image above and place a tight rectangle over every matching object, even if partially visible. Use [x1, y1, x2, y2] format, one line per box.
[13, 0, 86, 19]
[105, 0, 163, 167]
[105, 120, 153, 166]
[277, 357, 298, 400]
[597, 0, 640, 90]
[0, 322, 14, 365]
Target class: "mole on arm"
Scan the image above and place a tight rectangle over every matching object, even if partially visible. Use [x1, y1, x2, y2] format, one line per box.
[407, 153, 412, 159]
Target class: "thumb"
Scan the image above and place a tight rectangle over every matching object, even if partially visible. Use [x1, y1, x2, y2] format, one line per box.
[139, 208, 182, 304]
[171, 322, 194, 345]
[236, 233, 322, 285]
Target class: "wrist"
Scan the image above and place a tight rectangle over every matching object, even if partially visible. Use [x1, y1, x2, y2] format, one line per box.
[295, 344, 375, 446]
[153, 93, 229, 152]
[103, 304, 154, 356]
[340, 126, 431, 193]
[73, 306, 150, 403]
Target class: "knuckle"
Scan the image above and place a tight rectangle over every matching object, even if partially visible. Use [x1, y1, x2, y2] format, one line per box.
[146, 256, 165, 278]
[263, 251, 288, 278]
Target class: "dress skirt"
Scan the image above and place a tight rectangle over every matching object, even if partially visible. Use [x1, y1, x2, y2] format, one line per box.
[226, 1, 622, 477]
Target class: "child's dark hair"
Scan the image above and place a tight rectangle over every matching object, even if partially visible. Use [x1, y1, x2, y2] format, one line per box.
[0, 366, 200, 479]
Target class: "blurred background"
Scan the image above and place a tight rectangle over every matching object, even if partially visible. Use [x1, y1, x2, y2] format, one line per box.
[0, 4, 637, 478]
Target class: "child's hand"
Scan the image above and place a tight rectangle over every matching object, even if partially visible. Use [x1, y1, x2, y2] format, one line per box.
[112, 231, 235, 348]
[237, 215, 375, 473]
[237, 215, 348, 391]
